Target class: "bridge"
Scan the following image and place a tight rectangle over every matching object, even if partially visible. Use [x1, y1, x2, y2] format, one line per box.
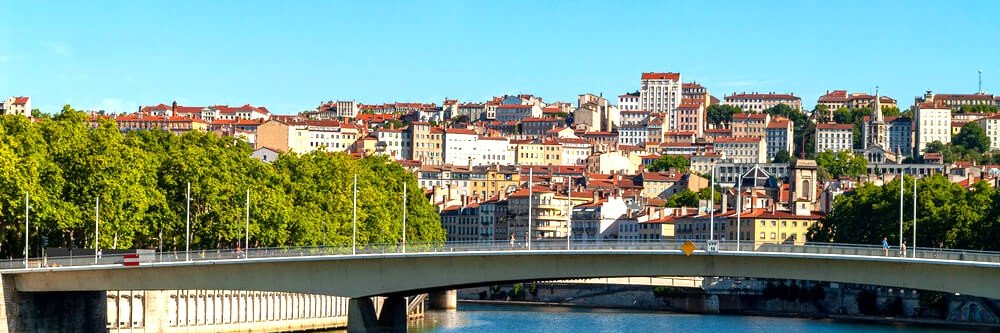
[3, 241, 1000, 332]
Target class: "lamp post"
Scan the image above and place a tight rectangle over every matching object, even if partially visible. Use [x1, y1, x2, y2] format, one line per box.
[899, 171, 904, 254]
[244, 189, 250, 257]
[23, 192, 29, 268]
[709, 165, 715, 242]
[912, 175, 917, 258]
[352, 174, 358, 255]
[527, 168, 533, 250]
[402, 181, 407, 254]
[185, 182, 191, 262]
[566, 177, 572, 250]
[95, 197, 100, 264]
[736, 170, 742, 251]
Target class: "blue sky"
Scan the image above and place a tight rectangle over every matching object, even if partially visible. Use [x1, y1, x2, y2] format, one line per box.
[2, 1, 998, 114]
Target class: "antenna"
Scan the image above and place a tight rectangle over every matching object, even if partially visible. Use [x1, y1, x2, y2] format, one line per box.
[979, 69, 983, 94]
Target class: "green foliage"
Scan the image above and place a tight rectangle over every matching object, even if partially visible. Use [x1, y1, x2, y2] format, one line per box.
[773, 150, 793, 164]
[652, 286, 685, 298]
[958, 104, 999, 114]
[918, 291, 949, 316]
[451, 115, 471, 124]
[0, 110, 443, 258]
[762, 104, 814, 158]
[953, 122, 991, 153]
[698, 186, 721, 204]
[815, 151, 867, 179]
[809, 175, 998, 251]
[706, 105, 740, 127]
[665, 190, 699, 207]
[647, 155, 690, 172]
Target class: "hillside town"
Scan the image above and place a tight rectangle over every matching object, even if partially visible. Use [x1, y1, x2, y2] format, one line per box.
[6, 71, 1000, 246]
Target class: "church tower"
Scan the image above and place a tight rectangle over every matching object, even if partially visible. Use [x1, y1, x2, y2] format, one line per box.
[866, 86, 888, 149]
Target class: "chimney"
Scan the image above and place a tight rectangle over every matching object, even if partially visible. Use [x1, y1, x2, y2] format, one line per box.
[171, 101, 177, 116]
[592, 190, 600, 204]
[681, 206, 688, 216]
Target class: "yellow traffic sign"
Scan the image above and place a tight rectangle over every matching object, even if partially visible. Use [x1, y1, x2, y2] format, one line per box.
[681, 241, 696, 256]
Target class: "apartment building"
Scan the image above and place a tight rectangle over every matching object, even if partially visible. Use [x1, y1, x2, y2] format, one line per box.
[496, 104, 542, 122]
[817, 90, 898, 110]
[915, 101, 952, 153]
[618, 92, 640, 111]
[1, 96, 30, 117]
[731, 112, 771, 138]
[619, 123, 649, 146]
[682, 82, 711, 109]
[676, 99, 704, 137]
[639, 72, 683, 131]
[814, 123, 854, 152]
[723, 92, 801, 112]
[765, 118, 793, 161]
[713, 137, 766, 164]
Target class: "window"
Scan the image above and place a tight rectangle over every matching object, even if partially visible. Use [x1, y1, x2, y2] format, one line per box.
[770, 232, 776, 240]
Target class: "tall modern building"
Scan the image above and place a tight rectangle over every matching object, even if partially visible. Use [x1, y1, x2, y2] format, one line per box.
[639, 72, 683, 131]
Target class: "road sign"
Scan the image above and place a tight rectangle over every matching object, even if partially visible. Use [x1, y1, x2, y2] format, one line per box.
[706, 240, 719, 253]
[681, 241, 696, 256]
[123, 254, 139, 267]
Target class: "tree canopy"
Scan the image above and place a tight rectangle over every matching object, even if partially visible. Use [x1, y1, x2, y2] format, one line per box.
[809, 175, 1000, 251]
[706, 105, 740, 128]
[647, 155, 690, 172]
[0, 107, 444, 258]
[953, 122, 991, 153]
[815, 151, 867, 179]
[665, 189, 699, 207]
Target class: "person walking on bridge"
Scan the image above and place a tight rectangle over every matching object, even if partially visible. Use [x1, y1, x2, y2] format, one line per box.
[882, 237, 890, 256]
[900, 241, 907, 257]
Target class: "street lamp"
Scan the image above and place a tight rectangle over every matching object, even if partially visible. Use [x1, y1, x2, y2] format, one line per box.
[23, 192, 29, 268]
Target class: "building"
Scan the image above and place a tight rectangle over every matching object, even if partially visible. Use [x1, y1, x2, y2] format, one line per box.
[520, 117, 563, 136]
[676, 99, 705, 137]
[443, 128, 480, 166]
[586, 151, 643, 175]
[375, 127, 406, 159]
[639, 72, 683, 131]
[914, 101, 952, 153]
[1, 96, 31, 117]
[558, 138, 592, 166]
[731, 112, 771, 138]
[574, 94, 619, 133]
[571, 195, 631, 240]
[114, 115, 210, 135]
[617, 92, 640, 111]
[817, 90, 897, 111]
[495, 104, 542, 122]
[976, 114, 1000, 151]
[441, 204, 481, 242]
[914, 90, 996, 110]
[509, 188, 580, 239]
[723, 92, 802, 112]
[814, 123, 854, 153]
[887, 116, 913, 157]
[620, 110, 650, 125]
[682, 82, 711, 109]
[408, 122, 443, 164]
[713, 137, 766, 164]
[765, 118, 793, 161]
[514, 139, 562, 166]
[619, 123, 649, 146]
[476, 136, 512, 166]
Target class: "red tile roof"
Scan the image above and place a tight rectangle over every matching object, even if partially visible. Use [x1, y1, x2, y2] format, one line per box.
[12, 97, 29, 105]
[642, 72, 681, 80]
[816, 123, 854, 130]
[726, 92, 799, 100]
[715, 137, 762, 143]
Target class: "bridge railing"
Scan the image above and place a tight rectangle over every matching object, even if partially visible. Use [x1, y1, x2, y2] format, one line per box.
[3, 239, 999, 271]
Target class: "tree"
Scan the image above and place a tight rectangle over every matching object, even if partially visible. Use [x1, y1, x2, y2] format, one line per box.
[665, 190, 699, 207]
[815, 151, 867, 179]
[647, 155, 690, 172]
[773, 150, 793, 163]
[813, 105, 831, 123]
[706, 105, 740, 128]
[953, 122, 991, 153]
[451, 115, 471, 124]
[958, 105, 999, 114]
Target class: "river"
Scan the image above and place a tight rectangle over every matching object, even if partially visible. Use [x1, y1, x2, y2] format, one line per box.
[391, 304, 978, 333]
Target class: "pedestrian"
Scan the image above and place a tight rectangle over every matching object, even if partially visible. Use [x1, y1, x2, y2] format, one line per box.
[881, 237, 889, 256]
[510, 233, 515, 249]
[900, 241, 907, 257]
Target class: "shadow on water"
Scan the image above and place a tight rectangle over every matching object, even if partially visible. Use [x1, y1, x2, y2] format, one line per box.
[322, 303, 989, 333]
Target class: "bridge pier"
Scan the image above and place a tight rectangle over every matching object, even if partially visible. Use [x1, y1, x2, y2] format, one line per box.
[348, 296, 409, 333]
[428, 290, 457, 310]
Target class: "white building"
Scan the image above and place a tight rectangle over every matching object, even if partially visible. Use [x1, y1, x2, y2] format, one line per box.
[619, 123, 649, 146]
[336, 100, 359, 118]
[620, 110, 650, 125]
[815, 123, 854, 153]
[376, 128, 406, 159]
[443, 128, 479, 166]
[571, 196, 631, 240]
[559, 138, 592, 166]
[476, 136, 512, 166]
[915, 102, 952, 153]
[1, 97, 30, 117]
[713, 137, 766, 164]
[617, 92, 640, 111]
[640, 72, 683, 131]
[887, 117, 913, 156]
[976, 114, 1000, 151]
[765, 118, 794, 161]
